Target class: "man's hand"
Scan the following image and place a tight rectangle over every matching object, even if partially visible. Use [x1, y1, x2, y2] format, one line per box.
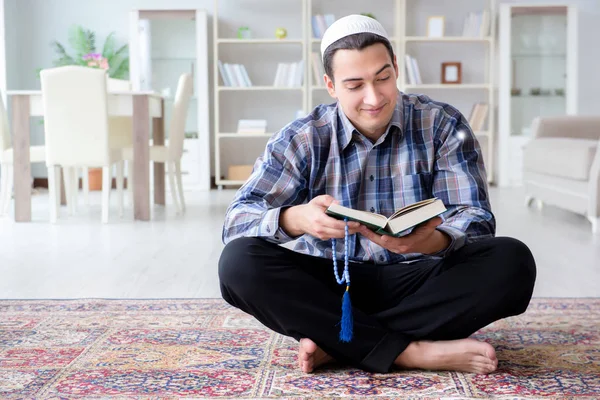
[359, 217, 451, 255]
[280, 195, 361, 240]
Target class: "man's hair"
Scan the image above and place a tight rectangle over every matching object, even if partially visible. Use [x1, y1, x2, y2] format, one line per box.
[322, 33, 395, 82]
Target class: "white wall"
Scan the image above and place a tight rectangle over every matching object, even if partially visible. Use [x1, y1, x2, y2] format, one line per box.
[4, 0, 600, 178]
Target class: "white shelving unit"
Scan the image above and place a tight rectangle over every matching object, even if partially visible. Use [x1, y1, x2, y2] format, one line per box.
[397, 0, 497, 183]
[213, 0, 307, 188]
[217, 86, 304, 92]
[497, 3, 578, 187]
[217, 39, 305, 44]
[405, 36, 493, 42]
[213, 0, 498, 187]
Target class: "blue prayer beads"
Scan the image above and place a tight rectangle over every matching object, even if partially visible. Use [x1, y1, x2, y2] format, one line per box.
[331, 218, 350, 285]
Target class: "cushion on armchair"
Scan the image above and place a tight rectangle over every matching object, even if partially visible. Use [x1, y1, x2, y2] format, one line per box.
[523, 138, 598, 181]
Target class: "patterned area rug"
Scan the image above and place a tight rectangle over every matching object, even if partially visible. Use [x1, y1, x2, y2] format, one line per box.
[0, 298, 598, 399]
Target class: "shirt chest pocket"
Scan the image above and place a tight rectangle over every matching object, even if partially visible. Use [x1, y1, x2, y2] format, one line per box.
[393, 172, 433, 206]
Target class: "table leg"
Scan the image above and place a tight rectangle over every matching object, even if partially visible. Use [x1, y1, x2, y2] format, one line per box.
[133, 95, 150, 221]
[60, 168, 67, 206]
[12, 95, 31, 222]
[153, 99, 165, 206]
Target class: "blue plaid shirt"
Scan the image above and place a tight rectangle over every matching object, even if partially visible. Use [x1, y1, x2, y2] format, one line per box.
[222, 93, 495, 265]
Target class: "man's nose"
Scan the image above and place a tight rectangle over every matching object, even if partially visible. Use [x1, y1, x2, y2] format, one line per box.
[363, 85, 383, 106]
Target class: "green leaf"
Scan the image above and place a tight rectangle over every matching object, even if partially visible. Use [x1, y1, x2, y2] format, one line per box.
[68, 25, 94, 59]
[50, 41, 76, 65]
[87, 29, 96, 54]
[106, 43, 129, 77]
[111, 57, 129, 79]
[102, 32, 116, 60]
[109, 44, 128, 63]
[108, 55, 124, 76]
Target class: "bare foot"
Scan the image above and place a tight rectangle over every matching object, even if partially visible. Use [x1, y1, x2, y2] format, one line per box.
[394, 338, 498, 374]
[298, 338, 334, 373]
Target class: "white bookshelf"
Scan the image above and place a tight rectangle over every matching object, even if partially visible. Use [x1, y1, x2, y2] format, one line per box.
[404, 84, 493, 90]
[213, 0, 308, 187]
[405, 36, 493, 42]
[217, 39, 305, 44]
[398, 0, 497, 183]
[217, 86, 305, 92]
[213, 0, 498, 187]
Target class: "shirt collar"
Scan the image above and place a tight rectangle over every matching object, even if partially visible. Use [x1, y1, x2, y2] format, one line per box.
[336, 93, 404, 151]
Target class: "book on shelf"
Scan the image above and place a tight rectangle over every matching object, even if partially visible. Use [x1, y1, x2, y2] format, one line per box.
[273, 61, 304, 87]
[468, 102, 489, 131]
[238, 65, 253, 87]
[404, 55, 422, 85]
[462, 11, 490, 37]
[326, 198, 447, 237]
[218, 61, 252, 87]
[237, 119, 267, 134]
[312, 14, 336, 39]
[217, 61, 231, 86]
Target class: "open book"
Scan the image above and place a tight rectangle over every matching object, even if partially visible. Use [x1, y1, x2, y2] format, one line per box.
[326, 198, 447, 237]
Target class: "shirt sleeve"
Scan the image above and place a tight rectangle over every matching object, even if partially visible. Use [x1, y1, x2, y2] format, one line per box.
[431, 107, 496, 254]
[222, 125, 310, 245]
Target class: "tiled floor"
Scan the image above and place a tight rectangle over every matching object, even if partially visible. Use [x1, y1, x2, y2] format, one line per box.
[0, 186, 598, 299]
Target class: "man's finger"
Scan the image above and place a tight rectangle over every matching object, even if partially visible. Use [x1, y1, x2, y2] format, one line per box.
[312, 194, 336, 207]
[412, 216, 442, 231]
[426, 216, 443, 227]
[359, 226, 383, 243]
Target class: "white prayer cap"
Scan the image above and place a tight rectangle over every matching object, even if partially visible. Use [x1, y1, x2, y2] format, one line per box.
[320, 14, 390, 60]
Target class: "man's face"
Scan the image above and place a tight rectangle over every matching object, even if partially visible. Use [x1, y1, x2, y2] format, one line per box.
[324, 43, 399, 141]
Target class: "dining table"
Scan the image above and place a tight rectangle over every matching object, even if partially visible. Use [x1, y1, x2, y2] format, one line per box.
[6, 90, 165, 222]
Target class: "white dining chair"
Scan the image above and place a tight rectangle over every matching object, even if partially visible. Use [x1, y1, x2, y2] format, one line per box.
[78, 78, 133, 205]
[40, 66, 124, 223]
[122, 73, 193, 214]
[0, 91, 46, 216]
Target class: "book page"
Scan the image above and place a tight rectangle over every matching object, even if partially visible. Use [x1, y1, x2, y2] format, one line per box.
[388, 198, 437, 220]
[387, 200, 447, 236]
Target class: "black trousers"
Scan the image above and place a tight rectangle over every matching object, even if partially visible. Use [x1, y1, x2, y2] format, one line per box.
[219, 236, 536, 373]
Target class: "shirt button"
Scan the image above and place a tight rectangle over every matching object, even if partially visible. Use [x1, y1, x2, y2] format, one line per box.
[370, 207, 375, 213]
[369, 175, 374, 182]
[379, 255, 385, 262]
[266, 226, 271, 233]
[274, 235, 280, 240]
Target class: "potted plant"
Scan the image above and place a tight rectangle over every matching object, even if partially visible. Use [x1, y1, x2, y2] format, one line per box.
[48, 25, 130, 190]
[50, 25, 129, 79]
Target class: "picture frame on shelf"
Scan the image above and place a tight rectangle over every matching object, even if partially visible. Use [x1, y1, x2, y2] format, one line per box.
[427, 16, 445, 37]
[441, 62, 462, 84]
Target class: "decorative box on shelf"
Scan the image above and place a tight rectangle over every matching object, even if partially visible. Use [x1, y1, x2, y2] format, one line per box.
[228, 165, 254, 181]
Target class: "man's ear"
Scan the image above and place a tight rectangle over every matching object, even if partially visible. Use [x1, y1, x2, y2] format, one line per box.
[393, 55, 399, 79]
[324, 74, 337, 99]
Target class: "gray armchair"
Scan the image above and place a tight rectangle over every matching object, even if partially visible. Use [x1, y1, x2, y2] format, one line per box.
[522, 116, 600, 233]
